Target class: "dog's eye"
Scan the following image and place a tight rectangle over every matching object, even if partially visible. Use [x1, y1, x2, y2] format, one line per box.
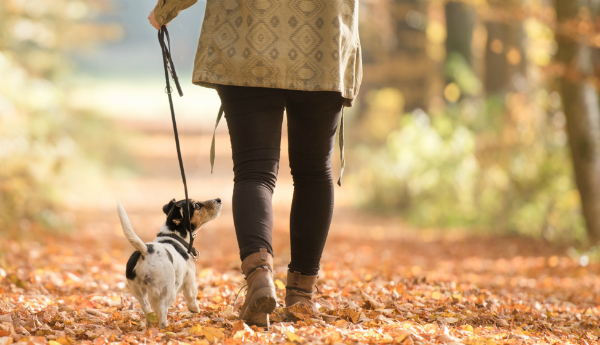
[194, 203, 202, 210]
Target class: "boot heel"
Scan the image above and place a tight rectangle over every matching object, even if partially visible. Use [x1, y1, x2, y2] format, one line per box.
[250, 288, 277, 314]
[239, 250, 277, 329]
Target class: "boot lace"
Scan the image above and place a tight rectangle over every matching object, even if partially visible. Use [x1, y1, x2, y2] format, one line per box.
[233, 284, 248, 306]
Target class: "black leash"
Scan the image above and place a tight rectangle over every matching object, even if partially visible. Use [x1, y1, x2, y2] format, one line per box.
[158, 25, 197, 260]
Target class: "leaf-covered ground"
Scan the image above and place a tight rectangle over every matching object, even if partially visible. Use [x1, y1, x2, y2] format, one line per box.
[1, 129, 599, 345]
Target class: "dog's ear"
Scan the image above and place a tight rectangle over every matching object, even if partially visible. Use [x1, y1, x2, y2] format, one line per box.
[163, 198, 177, 215]
[168, 203, 184, 225]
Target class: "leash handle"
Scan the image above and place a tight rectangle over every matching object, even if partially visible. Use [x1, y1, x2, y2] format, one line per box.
[158, 26, 183, 97]
[158, 25, 196, 259]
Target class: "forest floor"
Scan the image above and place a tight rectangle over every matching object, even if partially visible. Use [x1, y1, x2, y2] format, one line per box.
[1, 122, 599, 345]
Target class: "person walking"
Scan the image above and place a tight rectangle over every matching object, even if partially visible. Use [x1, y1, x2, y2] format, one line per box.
[149, 0, 362, 328]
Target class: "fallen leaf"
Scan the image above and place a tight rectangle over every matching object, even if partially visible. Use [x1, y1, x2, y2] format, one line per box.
[188, 324, 203, 336]
[146, 312, 159, 326]
[496, 319, 509, 327]
[287, 331, 303, 343]
[316, 298, 335, 311]
[321, 314, 339, 323]
[231, 320, 245, 333]
[191, 340, 210, 345]
[55, 336, 75, 345]
[274, 279, 286, 290]
[361, 291, 384, 309]
[341, 308, 361, 323]
[221, 305, 235, 318]
[202, 326, 224, 342]
[286, 303, 314, 321]
[145, 328, 160, 337]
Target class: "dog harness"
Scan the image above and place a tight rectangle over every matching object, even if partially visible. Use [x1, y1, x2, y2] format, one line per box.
[157, 233, 198, 259]
[158, 26, 198, 260]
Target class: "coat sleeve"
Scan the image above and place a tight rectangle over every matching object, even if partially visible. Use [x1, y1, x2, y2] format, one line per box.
[153, 0, 198, 26]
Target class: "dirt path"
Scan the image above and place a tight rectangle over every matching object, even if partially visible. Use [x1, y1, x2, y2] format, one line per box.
[1, 123, 599, 344]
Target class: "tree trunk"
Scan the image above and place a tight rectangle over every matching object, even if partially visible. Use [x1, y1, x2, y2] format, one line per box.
[484, 3, 526, 94]
[555, 0, 600, 243]
[445, 1, 475, 67]
[359, 0, 430, 111]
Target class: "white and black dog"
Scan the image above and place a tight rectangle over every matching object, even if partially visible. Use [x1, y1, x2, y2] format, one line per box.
[118, 198, 222, 328]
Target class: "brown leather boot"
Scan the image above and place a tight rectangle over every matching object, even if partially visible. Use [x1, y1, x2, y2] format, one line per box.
[239, 249, 277, 328]
[285, 270, 319, 314]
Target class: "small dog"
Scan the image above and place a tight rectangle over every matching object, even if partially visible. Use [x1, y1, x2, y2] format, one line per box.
[118, 198, 222, 328]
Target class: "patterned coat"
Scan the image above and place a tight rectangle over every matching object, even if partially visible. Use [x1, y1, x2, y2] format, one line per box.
[154, 0, 362, 107]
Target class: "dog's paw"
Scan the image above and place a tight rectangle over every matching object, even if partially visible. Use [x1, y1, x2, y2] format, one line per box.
[188, 303, 200, 313]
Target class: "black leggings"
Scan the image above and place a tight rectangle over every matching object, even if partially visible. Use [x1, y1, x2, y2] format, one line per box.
[216, 85, 344, 276]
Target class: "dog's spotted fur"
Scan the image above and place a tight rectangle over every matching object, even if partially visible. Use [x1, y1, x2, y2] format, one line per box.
[118, 198, 221, 328]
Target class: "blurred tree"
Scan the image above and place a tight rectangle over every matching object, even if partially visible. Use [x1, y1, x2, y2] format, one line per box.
[360, 0, 430, 111]
[554, 0, 600, 244]
[484, 0, 527, 94]
[443, 1, 482, 102]
[353, 0, 587, 242]
[0, 0, 123, 234]
[445, 1, 475, 67]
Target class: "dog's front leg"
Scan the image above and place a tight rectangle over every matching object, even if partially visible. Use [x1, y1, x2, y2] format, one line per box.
[182, 272, 200, 313]
[158, 300, 169, 329]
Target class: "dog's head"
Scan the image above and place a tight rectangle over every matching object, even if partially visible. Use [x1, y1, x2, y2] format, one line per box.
[162, 198, 222, 238]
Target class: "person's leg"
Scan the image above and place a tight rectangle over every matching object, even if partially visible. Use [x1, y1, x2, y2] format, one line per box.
[216, 85, 283, 327]
[215, 85, 286, 261]
[285, 90, 345, 276]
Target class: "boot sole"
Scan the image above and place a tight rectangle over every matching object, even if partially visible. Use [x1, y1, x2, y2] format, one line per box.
[241, 287, 277, 328]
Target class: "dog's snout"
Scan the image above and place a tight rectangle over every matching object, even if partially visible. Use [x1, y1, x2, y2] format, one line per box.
[215, 198, 222, 204]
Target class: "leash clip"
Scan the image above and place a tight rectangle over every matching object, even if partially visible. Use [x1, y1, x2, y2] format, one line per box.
[190, 248, 199, 261]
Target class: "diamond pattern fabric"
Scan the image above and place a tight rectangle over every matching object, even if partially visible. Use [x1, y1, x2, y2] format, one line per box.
[154, 0, 362, 106]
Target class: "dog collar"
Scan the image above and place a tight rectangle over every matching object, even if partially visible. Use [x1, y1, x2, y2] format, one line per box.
[157, 233, 199, 260]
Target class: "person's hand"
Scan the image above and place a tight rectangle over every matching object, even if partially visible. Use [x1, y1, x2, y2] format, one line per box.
[148, 9, 167, 30]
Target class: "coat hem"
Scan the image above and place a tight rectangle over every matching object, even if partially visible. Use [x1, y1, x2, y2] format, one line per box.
[191, 76, 356, 108]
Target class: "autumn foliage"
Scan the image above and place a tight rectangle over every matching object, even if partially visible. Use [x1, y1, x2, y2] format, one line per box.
[1, 224, 599, 344]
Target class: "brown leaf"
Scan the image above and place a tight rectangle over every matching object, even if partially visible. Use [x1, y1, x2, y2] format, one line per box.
[109, 311, 124, 322]
[34, 329, 54, 336]
[202, 326, 224, 342]
[285, 303, 314, 321]
[339, 308, 361, 323]
[188, 324, 203, 336]
[55, 336, 75, 345]
[286, 331, 303, 343]
[321, 314, 339, 323]
[0, 323, 13, 337]
[85, 309, 107, 319]
[496, 319, 509, 327]
[231, 320, 248, 335]
[360, 291, 384, 310]
[316, 298, 335, 311]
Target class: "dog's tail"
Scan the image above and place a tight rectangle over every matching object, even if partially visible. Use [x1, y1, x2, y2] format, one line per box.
[117, 202, 147, 255]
